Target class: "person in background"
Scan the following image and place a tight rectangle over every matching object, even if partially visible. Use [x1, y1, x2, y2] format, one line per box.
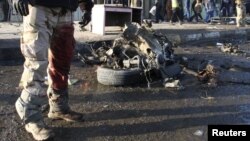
[170, 0, 183, 24]
[246, 0, 250, 15]
[205, 0, 216, 23]
[130, 0, 142, 7]
[235, 0, 246, 27]
[155, 0, 164, 23]
[189, 0, 203, 22]
[184, 0, 191, 21]
[220, 0, 232, 17]
[179, 0, 184, 21]
[165, 0, 173, 22]
[231, 0, 237, 16]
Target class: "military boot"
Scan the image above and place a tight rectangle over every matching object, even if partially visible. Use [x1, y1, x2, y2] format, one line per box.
[15, 93, 54, 141]
[25, 121, 54, 141]
[47, 89, 83, 122]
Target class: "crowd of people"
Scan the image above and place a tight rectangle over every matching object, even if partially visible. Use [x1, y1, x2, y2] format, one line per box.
[151, 0, 249, 27]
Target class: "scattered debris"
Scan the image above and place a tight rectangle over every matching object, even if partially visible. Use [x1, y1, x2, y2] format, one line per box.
[210, 16, 236, 25]
[201, 96, 215, 100]
[68, 78, 79, 85]
[163, 78, 183, 89]
[195, 59, 250, 85]
[217, 43, 241, 54]
[103, 105, 109, 108]
[179, 46, 250, 85]
[76, 24, 250, 87]
[217, 42, 249, 56]
[197, 64, 218, 83]
[78, 23, 181, 87]
[193, 130, 204, 136]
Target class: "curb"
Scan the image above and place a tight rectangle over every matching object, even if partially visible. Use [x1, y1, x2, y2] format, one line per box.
[163, 28, 250, 45]
[0, 28, 250, 62]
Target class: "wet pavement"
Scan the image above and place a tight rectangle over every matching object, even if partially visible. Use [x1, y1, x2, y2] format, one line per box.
[1, 41, 250, 141]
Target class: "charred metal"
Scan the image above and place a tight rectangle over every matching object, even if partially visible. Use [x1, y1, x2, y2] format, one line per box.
[77, 23, 181, 87]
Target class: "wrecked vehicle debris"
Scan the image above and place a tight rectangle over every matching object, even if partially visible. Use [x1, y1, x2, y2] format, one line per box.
[170, 39, 250, 86]
[77, 23, 182, 86]
[76, 25, 250, 87]
[180, 55, 250, 86]
[216, 42, 250, 56]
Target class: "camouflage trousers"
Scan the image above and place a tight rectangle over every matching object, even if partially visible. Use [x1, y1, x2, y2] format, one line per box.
[236, 4, 246, 27]
[15, 5, 75, 123]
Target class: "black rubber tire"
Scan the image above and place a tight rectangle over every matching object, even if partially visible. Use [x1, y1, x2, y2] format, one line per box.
[97, 67, 145, 86]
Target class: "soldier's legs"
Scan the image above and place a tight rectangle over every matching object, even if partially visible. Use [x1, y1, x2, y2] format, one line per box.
[16, 5, 83, 140]
[46, 10, 83, 122]
[15, 5, 54, 140]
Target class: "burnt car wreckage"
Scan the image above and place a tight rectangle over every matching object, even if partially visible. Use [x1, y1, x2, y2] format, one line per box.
[77, 23, 182, 87]
[76, 23, 250, 87]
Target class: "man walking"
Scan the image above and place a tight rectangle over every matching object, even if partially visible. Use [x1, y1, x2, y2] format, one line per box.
[170, 0, 183, 24]
[155, 0, 164, 23]
[235, 0, 246, 27]
[205, 0, 216, 23]
[13, 0, 94, 140]
[184, 0, 191, 21]
[189, 0, 203, 22]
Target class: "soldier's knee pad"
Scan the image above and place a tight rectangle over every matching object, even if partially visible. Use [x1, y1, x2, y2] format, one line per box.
[15, 92, 46, 123]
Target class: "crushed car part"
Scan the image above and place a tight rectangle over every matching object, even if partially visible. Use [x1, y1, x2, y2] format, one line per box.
[77, 23, 182, 86]
[217, 42, 248, 56]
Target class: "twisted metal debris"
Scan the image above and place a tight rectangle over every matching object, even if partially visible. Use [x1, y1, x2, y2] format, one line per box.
[77, 23, 182, 87]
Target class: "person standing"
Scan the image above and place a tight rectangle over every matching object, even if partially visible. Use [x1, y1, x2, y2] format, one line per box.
[205, 0, 216, 23]
[184, 0, 191, 21]
[231, 0, 237, 16]
[246, 0, 250, 15]
[170, 0, 183, 24]
[165, 0, 173, 21]
[189, 0, 203, 22]
[155, 0, 164, 23]
[220, 0, 232, 17]
[235, 0, 246, 27]
[13, 0, 94, 140]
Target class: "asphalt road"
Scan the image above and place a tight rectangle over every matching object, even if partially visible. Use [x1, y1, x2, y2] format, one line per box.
[1, 41, 250, 141]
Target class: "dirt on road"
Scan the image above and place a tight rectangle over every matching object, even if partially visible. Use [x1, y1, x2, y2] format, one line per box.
[1, 41, 250, 141]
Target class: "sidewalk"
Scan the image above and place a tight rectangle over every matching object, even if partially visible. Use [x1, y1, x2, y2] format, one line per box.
[1, 22, 250, 61]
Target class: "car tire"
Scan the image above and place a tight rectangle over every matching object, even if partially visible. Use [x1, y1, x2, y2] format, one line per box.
[97, 66, 145, 86]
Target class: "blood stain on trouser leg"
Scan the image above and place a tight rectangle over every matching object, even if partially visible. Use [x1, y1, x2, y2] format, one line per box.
[48, 24, 75, 91]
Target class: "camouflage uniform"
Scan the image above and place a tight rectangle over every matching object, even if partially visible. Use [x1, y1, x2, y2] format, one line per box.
[235, 0, 246, 27]
[16, 4, 75, 121]
[14, 0, 93, 140]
